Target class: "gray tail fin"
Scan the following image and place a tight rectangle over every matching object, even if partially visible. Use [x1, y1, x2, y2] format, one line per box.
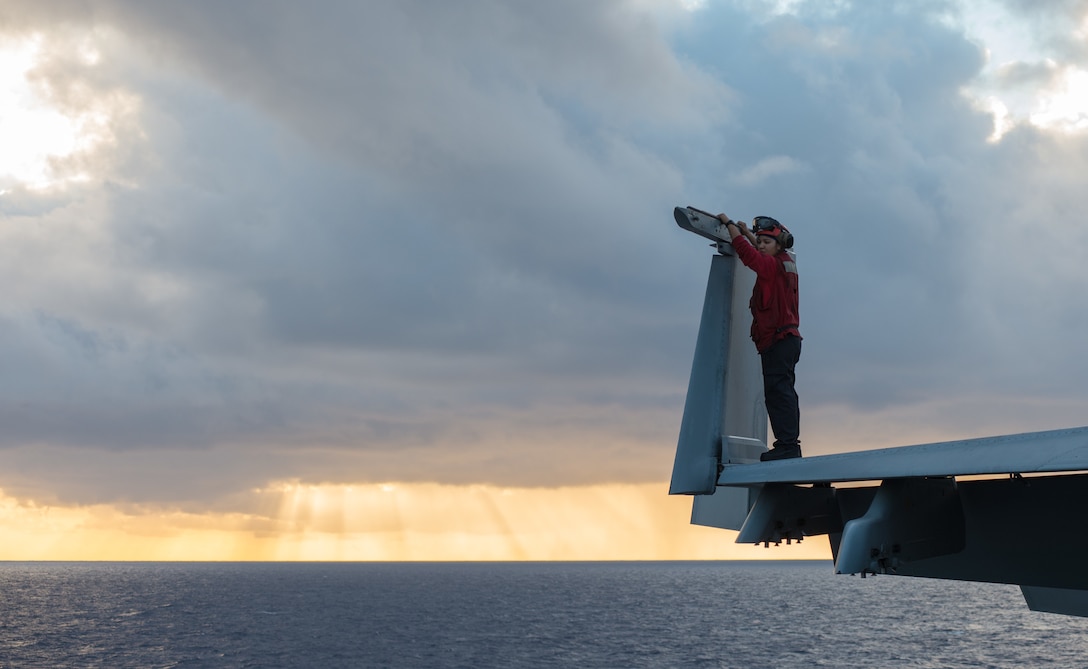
[668, 207, 767, 529]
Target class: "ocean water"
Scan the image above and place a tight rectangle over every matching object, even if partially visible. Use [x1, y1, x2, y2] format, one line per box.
[0, 561, 1085, 668]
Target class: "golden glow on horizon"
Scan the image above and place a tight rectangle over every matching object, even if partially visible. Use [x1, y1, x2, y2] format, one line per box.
[0, 483, 829, 561]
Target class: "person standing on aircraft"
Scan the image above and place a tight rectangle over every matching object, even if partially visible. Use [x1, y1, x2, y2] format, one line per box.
[717, 213, 802, 461]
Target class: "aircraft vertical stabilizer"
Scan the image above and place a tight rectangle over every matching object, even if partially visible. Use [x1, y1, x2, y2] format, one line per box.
[669, 207, 767, 528]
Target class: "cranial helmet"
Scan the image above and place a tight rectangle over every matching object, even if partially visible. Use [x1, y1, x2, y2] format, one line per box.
[752, 216, 793, 250]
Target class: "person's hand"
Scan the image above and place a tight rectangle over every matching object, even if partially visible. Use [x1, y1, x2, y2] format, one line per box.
[737, 221, 757, 244]
[716, 213, 733, 225]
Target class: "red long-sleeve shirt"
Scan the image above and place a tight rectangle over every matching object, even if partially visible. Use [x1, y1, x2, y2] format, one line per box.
[731, 236, 801, 353]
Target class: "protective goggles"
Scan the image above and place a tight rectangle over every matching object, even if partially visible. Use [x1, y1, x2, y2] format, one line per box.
[752, 216, 784, 235]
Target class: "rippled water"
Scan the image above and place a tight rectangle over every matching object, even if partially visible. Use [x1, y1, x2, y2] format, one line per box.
[0, 561, 1084, 668]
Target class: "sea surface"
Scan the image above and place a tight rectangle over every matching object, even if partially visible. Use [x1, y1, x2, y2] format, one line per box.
[0, 560, 1085, 668]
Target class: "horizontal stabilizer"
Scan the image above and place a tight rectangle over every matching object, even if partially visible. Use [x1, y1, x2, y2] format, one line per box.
[717, 426, 1088, 486]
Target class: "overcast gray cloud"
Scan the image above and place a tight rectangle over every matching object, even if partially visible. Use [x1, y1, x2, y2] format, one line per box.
[0, 0, 1087, 507]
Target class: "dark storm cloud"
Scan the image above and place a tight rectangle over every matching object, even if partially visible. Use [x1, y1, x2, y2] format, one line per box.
[671, 2, 999, 402]
[0, 0, 1086, 505]
[0, 0, 726, 502]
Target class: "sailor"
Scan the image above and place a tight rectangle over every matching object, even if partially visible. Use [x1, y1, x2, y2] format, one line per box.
[717, 213, 802, 461]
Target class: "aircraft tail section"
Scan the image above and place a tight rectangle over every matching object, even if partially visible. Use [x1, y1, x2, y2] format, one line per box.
[669, 207, 768, 517]
[666, 206, 1088, 617]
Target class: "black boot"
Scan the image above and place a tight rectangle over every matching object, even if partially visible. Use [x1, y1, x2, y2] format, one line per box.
[760, 443, 802, 461]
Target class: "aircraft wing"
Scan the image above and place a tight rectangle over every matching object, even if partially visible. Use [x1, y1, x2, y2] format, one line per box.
[717, 426, 1088, 486]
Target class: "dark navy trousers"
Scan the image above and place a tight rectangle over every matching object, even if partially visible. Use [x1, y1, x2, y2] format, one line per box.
[761, 335, 801, 448]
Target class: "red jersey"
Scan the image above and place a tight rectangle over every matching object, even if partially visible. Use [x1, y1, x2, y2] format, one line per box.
[730, 236, 801, 353]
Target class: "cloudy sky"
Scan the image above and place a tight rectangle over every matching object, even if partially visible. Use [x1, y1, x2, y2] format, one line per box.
[0, 0, 1086, 560]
